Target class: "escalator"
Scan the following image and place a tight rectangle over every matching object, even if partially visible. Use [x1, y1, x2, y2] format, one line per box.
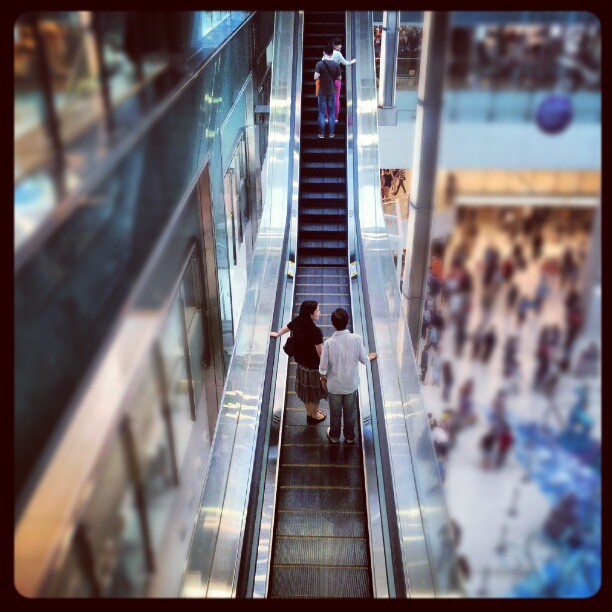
[268, 11, 372, 598]
[180, 11, 462, 600]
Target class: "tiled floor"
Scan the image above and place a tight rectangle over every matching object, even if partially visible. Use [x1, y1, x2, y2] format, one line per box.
[418, 218, 601, 597]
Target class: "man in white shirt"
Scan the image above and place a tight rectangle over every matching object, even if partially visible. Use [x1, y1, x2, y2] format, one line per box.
[319, 308, 377, 444]
[321, 38, 357, 124]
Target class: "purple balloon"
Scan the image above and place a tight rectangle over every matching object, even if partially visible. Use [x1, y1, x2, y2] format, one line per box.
[536, 95, 573, 134]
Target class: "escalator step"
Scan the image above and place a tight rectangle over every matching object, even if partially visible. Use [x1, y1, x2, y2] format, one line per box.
[301, 176, 346, 186]
[293, 281, 348, 291]
[278, 464, 364, 488]
[275, 510, 366, 537]
[296, 266, 346, 275]
[299, 223, 347, 233]
[281, 425, 333, 445]
[301, 161, 345, 169]
[302, 147, 344, 155]
[298, 239, 347, 249]
[300, 192, 346, 200]
[295, 272, 348, 282]
[273, 535, 368, 566]
[298, 256, 347, 266]
[276, 486, 364, 512]
[280, 443, 360, 465]
[300, 207, 346, 217]
[270, 566, 371, 598]
[302, 134, 346, 142]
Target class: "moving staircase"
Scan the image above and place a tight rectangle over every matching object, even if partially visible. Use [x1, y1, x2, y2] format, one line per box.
[268, 11, 372, 598]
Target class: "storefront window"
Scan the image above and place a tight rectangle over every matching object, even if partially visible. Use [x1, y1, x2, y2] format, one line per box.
[200, 12, 231, 38]
[14, 18, 48, 143]
[159, 293, 193, 471]
[129, 359, 177, 555]
[35, 13, 105, 145]
[223, 135, 250, 327]
[182, 256, 206, 401]
[47, 532, 95, 596]
[97, 13, 169, 108]
[79, 434, 149, 597]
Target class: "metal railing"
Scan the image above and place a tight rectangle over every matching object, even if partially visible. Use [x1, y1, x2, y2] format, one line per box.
[179, 11, 298, 598]
[349, 11, 463, 597]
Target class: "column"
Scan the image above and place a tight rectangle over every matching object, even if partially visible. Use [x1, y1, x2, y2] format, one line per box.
[377, 11, 400, 126]
[91, 13, 116, 137]
[28, 13, 66, 201]
[580, 202, 601, 343]
[401, 11, 451, 354]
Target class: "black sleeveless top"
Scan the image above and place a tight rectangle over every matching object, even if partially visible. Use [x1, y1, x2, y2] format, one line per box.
[287, 316, 324, 369]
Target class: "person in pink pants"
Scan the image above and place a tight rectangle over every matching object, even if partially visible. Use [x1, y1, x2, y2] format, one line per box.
[322, 38, 357, 123]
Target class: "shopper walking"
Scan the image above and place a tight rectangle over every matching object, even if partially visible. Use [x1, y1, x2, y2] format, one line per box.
[442, 360, 454, 402]
[315, 44, 341, 138]
[430, 346, 442, 387]
[319, 308, 377, 444]
[270, 300, 327, 423]
[420, 343, 430, 383]
[393, 168, 407, 195]
[322, 38, 356, 124]
[381, 169, 393, 199]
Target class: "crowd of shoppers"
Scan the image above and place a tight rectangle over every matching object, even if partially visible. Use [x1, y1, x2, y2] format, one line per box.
[418, 207, 594, 484]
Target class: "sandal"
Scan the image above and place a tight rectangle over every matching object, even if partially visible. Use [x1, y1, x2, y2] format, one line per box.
[306, 411, 327, 424]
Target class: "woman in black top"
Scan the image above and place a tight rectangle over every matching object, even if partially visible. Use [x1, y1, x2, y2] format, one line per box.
[270, 300, 327, 423]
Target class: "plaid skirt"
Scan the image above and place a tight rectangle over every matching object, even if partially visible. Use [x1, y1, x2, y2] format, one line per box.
[295, 363, 327, 405]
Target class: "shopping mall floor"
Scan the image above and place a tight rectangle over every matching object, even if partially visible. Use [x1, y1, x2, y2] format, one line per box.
[418, 214, 601, 597]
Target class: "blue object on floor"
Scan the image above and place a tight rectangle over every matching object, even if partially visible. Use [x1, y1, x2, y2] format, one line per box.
[506, 418, 601, 597]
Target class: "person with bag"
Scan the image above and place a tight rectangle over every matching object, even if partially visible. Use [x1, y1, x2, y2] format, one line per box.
[270, 300, 327, 423]
[321, 38, 356, 125]
[314, 44, 341, 139]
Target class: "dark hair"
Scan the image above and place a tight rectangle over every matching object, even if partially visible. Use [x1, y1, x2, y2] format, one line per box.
[333, 38, 342, 46]
[331, 308, 349, 331]
[324, 43, 334, 56]
[299, 300, 318, 320]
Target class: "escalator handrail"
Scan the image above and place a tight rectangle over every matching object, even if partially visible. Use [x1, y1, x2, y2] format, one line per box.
[344, 13, 397, 599]
[240, 11, 304, 599]
[179, 11, 300, 598]
[348, 11, 462, 597]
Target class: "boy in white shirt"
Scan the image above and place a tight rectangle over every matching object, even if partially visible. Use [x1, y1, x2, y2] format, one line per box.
[319, 308, 377, 444]
[322, 38, 357, 124]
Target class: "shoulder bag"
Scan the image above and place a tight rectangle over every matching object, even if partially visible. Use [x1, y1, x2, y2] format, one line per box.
[283, 331, 296, 356]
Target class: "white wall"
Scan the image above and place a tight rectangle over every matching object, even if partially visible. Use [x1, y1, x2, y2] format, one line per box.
[378, 95, 601, 171]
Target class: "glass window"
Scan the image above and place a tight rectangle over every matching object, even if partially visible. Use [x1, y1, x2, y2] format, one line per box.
[36, 13, 105, 149]
[14, 16, 53, 176]
[224, 167, 239, 267]
[200, 12, 231, 38]
[159, 291, 193, 470]
[224, 135, 249, 267]
[129, 358, 177, 555]
[79, 433, 149, 597]
[397, 25, 423, 90]
[97, 13, 140, 107]
[182, 256, 206, 401]
[46, 531, 95, 596]
[97, 13, 169, 109]
[223, 135, 250, 327]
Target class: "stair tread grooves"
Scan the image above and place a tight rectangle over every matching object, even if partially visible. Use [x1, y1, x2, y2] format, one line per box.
[270, 567, 371, 598]
[272, 537, 369, 567]
[301, 177, 346, 183]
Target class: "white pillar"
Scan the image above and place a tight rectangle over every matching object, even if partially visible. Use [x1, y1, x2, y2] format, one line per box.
[401, 11, 450, 353]
[377, 11, 400, 125]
